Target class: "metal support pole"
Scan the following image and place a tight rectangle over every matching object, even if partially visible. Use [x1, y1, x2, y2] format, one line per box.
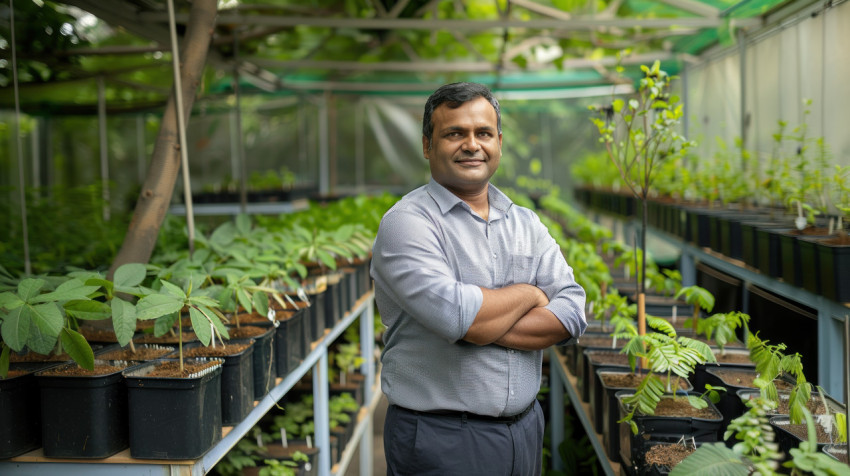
[318, 93, 330, 197]
[314, 351, 331, 476]
[359, 298, 375, 476]
[232, 33, 248, 215]
[97, 76, 111, 221]
[9, 0, 31, 275]
[166, 0, 195, 254]
[680, 250, 696, 287]
[549, 348, 565, 471]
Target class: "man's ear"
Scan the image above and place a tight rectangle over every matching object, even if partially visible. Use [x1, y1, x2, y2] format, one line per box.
[422, 136, 431, 160]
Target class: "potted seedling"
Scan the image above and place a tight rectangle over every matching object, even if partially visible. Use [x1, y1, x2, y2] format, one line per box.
[123, 278, 229, 459]
[591, 59, 694, 348]
[674, 285, 715, 335]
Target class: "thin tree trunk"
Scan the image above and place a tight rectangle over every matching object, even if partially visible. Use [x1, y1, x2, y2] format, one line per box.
[108, 0, 218, 276]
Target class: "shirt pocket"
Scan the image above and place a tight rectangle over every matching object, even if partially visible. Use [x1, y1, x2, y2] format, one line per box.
[511, 254, 538, 285]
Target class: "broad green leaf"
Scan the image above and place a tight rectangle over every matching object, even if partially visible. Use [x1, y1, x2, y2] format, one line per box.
[253, 291, 269, 318]
[33, 279, 99, 303]
[30, 303, 64, 337]
[210, 221, 237, 248]
[235, 214, 252, 236]
[687, 395, 708, 409]
[18, 278, 47, 302]
[60, 328, 94, 371]
[188, 295, 219, 309]
[612, 99, 624, 113]
[199, 305, 229, 341]
[153, 313, 178, 337]
[64, 299, 111, 320]
[114, 263, 147, 288]
[316, 249, 337, 270]
[0, 291, 25, 310]
[85, 277, 114, 296]
[159, 280, 187, 300]
[237, 288, 252, 313]
[136, 294, 184, 321]
[190, 307, 212, 346]
[112, 297, 137, 346]
[667, 443, 748, 476]
[26, 316, 58, 354]
[1, 306, 29, 351]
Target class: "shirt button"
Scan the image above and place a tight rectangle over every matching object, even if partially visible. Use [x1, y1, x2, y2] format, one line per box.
[510, 390, 515, 396]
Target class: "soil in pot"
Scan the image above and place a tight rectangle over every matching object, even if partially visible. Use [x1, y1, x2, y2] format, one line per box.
[772, 415, 846, 457]
[133, 330, 198, 345]
[9, 351, 74, 363]
[824, 445, 849, 464]
[705, 368, 794, 428]
[644, 443, 695, 470]
[144, 359, 221, 377]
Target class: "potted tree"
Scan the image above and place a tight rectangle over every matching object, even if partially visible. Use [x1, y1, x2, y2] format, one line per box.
[591, 59, 694, 349]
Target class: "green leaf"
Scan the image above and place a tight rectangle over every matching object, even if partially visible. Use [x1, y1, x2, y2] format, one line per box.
[26, 316, 58, 354]
[0, 291, 25, 310]
[253, 291, 269, 318]
[85, 277, 114, 297]
[236, 288, 252, 313]
[60, 328, 94, 371]
[687, 395, 708, 409]
[316, 249, 337, 270]
[64, 299, 111, 320]
[0, 306, 28, 351]
[210, 221, 237, 248]
[17, 279, 46, 302]
[30, 303, 64, 337]
[159, 280, 187, 300]
[200, 305, 229, 341]
[114, 263, 147, 288]
[112, 298, 137, 346]
[136, 294, 184, 321]
[190, 307, 212, 346]
[33, 279, 99, 303]
[612, 99, 624, 113]
[153, 313, 178, 337]
[668, 443, 748, 476]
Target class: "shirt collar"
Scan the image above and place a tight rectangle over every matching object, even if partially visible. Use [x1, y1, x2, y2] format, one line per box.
[426, 178, 513, 217]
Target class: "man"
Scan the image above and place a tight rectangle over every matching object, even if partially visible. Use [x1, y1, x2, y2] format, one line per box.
[371, 82, 587, 475]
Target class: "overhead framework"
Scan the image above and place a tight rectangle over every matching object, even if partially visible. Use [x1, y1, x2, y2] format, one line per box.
[1, 0, 800, 111]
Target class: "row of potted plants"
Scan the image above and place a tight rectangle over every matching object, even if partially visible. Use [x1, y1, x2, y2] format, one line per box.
[0, 194, 395, 462]
[535, 188, 848, 474]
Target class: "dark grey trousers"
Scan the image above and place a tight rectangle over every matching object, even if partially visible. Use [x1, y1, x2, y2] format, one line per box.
[384, 401, 544, 476]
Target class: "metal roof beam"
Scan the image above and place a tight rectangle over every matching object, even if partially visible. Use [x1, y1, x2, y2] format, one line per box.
[137, 13, 762, 30]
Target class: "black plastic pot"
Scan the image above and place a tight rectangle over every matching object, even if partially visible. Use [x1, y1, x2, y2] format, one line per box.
[691, 347, 754, 393]
[124, 358, 223, 459]
[617, 390, 723, 472]
[36, 360, 135, 458]
[0, 363, 47, 458]
[230, 325, 276, 400]
[275, 308, 306, 377]
[770, 414, 845, 462]
[816, 239, 850, 303]
[756, 227, 793, 279]
[184, 341, 255, 425]
[600, 370, 694, 463]
[702, 366, 762, 428]
[323, 281, 342, 328]
[586, 354, 630, 433]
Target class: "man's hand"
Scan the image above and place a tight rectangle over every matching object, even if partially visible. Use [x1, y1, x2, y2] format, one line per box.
[463, 284, 549, 345]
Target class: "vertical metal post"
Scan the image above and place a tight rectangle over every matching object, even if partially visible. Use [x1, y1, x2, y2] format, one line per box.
[314, 351, 331, 476]
[549, 348, 564, 471]
[359, 298, 375, 476]
[166, 0, 195, 254]
[9, 0, 31, 275]
[680, 250, 696, 287]
[355, 100, 365, 193]
[232, 34, 248, 215]
[97, 76, 111, 221]
[318, 93, 330, 197]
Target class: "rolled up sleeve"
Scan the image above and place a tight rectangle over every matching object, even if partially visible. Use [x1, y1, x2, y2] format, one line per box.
[372, 208, 483, 343]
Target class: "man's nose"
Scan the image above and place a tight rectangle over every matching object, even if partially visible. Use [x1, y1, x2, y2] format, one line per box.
[461, 135, 480, 153]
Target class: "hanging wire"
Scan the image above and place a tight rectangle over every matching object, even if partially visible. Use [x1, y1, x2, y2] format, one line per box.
[166, 0, 195, 255]
[9, 0, 31, 276]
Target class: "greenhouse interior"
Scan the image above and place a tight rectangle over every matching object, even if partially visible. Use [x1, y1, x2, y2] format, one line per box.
[1, 0, 850, 475]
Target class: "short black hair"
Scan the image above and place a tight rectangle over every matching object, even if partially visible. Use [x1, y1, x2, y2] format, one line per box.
[422, 82, 501, 148]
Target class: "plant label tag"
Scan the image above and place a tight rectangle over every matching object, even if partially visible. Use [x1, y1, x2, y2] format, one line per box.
[306, 435, 312, 448]
[298, 287, 309, 303]
[267, 308, 276, 322]
[281, 428, 288, 448]
[795, 216, 807, 230]
[256, 433, 263, 447]
[672, 306, 677, 324]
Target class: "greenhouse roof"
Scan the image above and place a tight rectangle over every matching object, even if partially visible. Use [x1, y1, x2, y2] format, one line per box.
[0, 0, 800, 113]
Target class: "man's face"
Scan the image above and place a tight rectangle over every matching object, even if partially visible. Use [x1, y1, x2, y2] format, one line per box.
[423, 96, 502, 195]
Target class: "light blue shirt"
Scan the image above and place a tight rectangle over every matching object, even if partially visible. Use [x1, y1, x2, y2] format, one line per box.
[371, 179, 587, 416]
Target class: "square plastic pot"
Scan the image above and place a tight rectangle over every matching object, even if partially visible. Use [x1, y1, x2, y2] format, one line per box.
[184, 341, 255, 426]
[36, 360, 136, 458]
[124, 358, 224, 460]
[0, 363, 48, 458]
